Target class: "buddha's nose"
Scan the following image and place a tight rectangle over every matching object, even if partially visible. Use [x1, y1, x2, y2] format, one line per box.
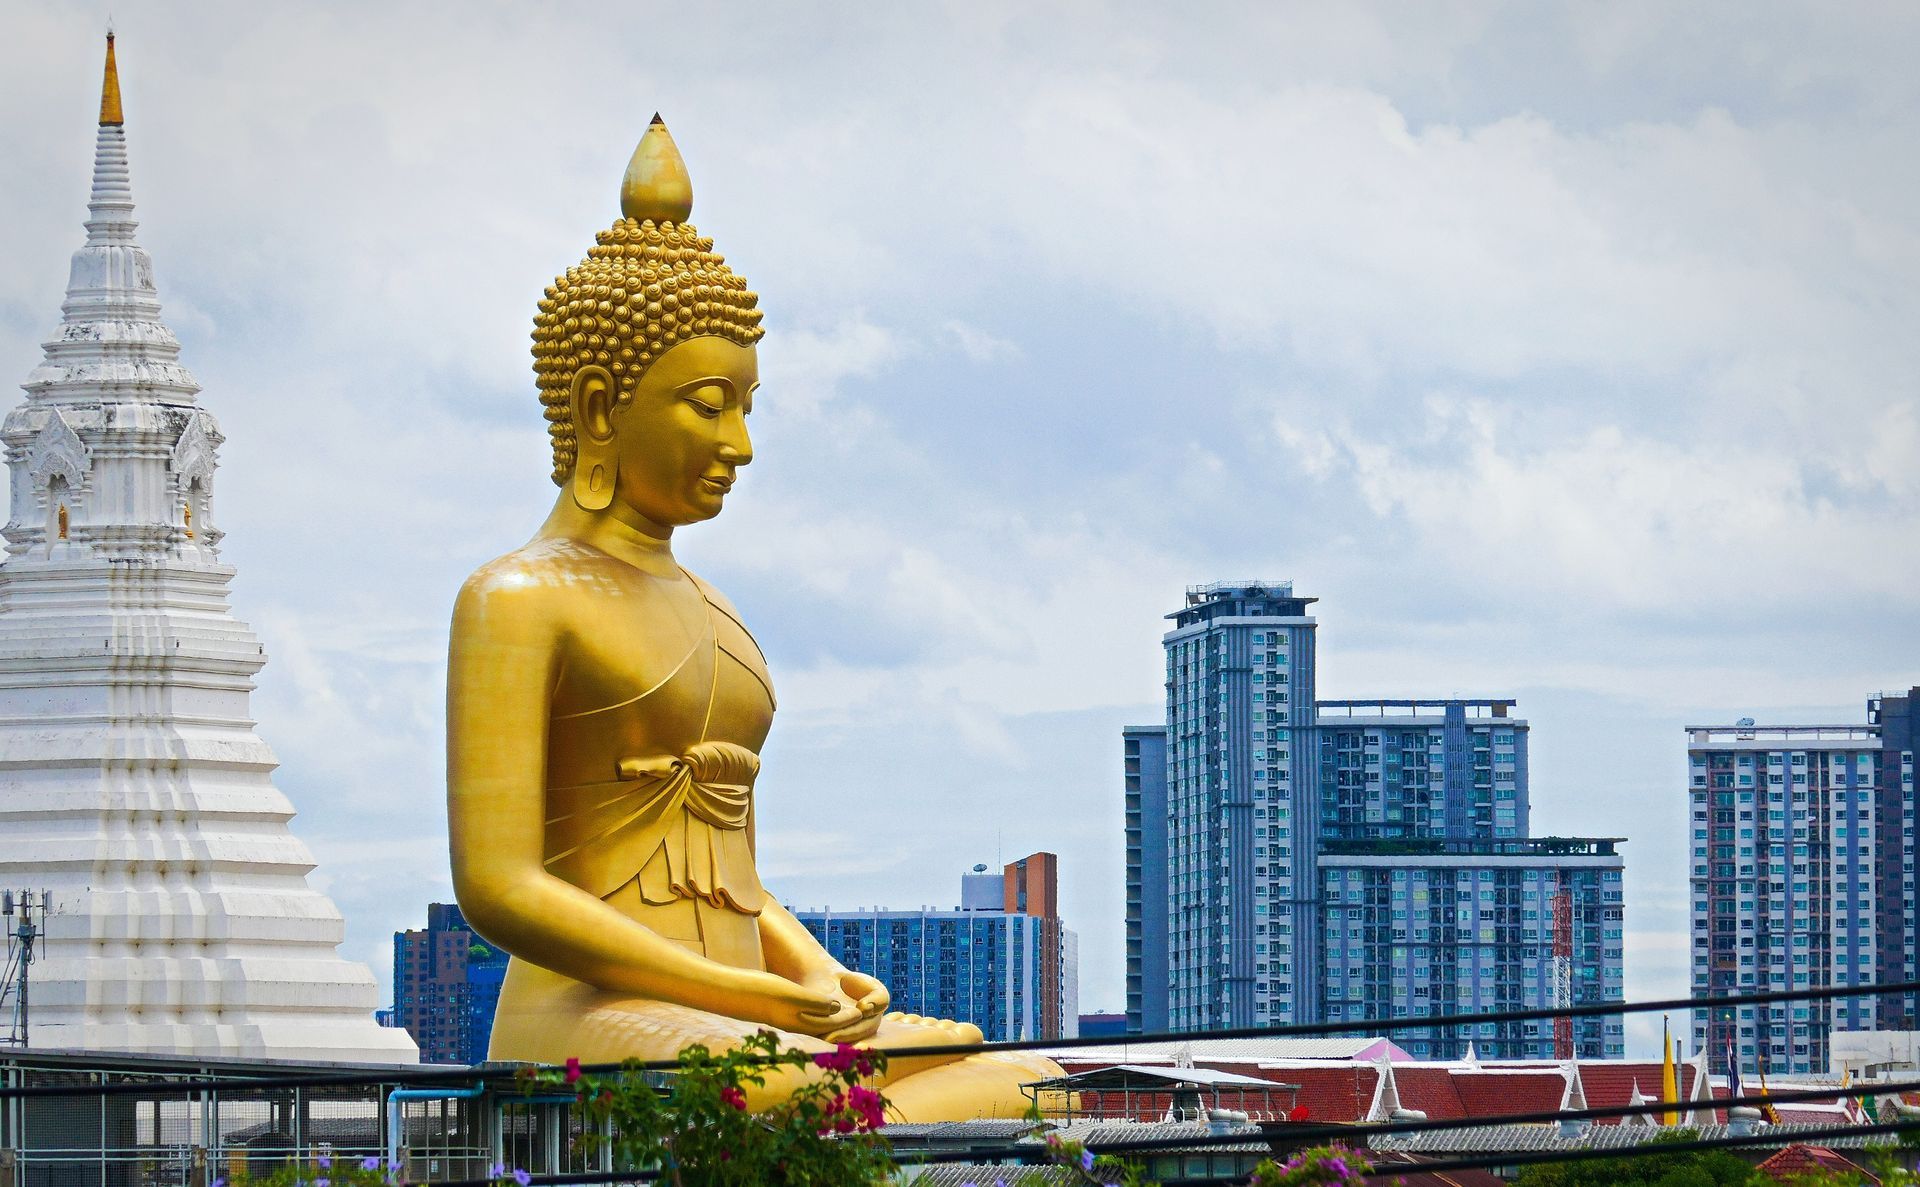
[717, 418, 753, 467]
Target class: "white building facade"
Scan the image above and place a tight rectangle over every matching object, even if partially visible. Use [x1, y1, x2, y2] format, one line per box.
[0, 38, 414, 1062]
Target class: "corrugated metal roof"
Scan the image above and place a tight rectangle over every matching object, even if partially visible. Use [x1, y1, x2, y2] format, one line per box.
[901, 1166, 1084, 1186]
[1375, 1122, 1893, 1154]
[1050, 1118, 1269, 1152]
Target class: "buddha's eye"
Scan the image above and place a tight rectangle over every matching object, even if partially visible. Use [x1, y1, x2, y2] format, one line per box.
[683, 396, 723, 419]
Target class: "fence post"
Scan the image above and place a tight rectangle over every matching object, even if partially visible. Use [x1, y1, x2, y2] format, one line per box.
[0, 1145, 16, 1187]
[190, 1145, 207, 1187]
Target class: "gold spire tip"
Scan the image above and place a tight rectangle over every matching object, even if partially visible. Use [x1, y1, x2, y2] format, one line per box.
[621, 115, 693, 224]
[99, 32, 124, 127]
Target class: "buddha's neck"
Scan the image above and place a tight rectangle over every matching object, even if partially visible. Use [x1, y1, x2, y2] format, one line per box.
[541, 498, 681, 577]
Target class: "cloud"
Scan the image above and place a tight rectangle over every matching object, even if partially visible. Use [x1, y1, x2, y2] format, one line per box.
[944, 320, 1023, 364]
[1272, 394, 1920, 611]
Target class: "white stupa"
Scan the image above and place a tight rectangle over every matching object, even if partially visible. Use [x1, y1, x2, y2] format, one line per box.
[0, 36, 416, 1063]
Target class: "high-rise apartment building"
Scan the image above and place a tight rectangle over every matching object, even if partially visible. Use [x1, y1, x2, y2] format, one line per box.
[1689, 703, 1918, 1076]
[1161, 582, 1322, 1031]
[1123, 725, 1169, 1034]
[1129, 581, 1628, 1056]
[1870, 689, 1919, 1032]
[391, 903, 509, 1064]
[795, 854, 1079, 1041]
[1319, 838, 1624, 1059]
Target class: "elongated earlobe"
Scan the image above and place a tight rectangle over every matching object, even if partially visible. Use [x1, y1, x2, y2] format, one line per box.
[570, 367, 616, 511]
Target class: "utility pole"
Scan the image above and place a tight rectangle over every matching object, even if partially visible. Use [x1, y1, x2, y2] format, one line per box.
[0, 891, 50, 1046]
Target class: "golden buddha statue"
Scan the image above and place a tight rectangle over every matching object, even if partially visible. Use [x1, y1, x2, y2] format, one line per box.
[446, 118, 1059, 1120]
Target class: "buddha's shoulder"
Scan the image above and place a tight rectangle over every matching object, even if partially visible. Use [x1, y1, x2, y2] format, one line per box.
[682, 568, 749, 625]
[454, 540, 636, 619]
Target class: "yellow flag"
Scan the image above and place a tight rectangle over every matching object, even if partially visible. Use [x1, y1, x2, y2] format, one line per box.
[1660, 1018, 1680, 1126]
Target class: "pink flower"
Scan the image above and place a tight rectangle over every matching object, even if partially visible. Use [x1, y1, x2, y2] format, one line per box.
[563, 1057, 581, 1084]
[813, 1042, 869, 1074]
[719, 1086, 748, 1111]
[847, 1085, 886, 1130]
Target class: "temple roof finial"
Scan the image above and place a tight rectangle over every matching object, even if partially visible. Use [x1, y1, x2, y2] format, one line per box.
[620, 114, 693, 224]
[99, 32, 123, 127]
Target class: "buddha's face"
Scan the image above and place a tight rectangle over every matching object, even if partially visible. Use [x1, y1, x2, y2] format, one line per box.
[591, 336, 758, 531]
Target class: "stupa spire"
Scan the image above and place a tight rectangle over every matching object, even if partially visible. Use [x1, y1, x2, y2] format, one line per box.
[99, 32, 123, 126]
[22, 32, 198, 411]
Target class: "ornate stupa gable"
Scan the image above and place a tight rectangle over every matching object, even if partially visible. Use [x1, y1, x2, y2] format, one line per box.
[0, 35, 415, 1064]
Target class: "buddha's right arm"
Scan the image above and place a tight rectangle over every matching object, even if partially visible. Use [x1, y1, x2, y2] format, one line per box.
[444, 575, 836, 1025]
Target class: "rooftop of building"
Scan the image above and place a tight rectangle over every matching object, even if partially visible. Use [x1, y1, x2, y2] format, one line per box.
[1317, 836, 1625, 859]
[1317, 699, 1521, 722]
[1686, 723, 1880, 746]
[1167, 581, 1317, 624]
[1185, 580, 1305, 601]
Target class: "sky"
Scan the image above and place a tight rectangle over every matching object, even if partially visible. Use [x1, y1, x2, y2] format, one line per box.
[2, 2, 1917, 1061]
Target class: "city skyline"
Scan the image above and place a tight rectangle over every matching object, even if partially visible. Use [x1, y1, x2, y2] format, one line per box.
[1130, 580, 1624, 1058]
[2, 6, 1916, 1061]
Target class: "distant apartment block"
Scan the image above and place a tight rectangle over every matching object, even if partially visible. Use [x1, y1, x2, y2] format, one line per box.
[1317, 700, 1529, 841]
[1127, 580, 1628, 1058]
[1690, 693, 1919, 1075]
[391, 903, 508, 1064]
[1123, 724, 1169, 1034]
[1320, 837, 1624, 1059]
[1871, 689, 1920, 1032]
[794, 853, 1079, 1042]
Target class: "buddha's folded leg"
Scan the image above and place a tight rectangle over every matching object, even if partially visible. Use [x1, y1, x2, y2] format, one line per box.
[489, 962, 1060, 1119]
[881, 1050, 1066, 1123]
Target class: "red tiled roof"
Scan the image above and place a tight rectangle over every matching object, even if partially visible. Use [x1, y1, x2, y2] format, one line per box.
[1756, 1144, 1876, 1184]
[1772, 1105, 1855, 1125]
[1577, 1062, 1714, 1125]
[1268, 1064, 1379, 1122]
[1451, 1071, 1568, 1119]
[1577, 1062, 1656, 1125]
[1391, 1068, 1464, 1119]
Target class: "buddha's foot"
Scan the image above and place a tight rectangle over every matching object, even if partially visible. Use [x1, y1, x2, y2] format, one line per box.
[882, 1049, 1065, 1123]
[863, 1012, 984, 1082]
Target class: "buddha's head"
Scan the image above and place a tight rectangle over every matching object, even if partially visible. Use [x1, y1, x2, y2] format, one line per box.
[533, 117, 765, 530]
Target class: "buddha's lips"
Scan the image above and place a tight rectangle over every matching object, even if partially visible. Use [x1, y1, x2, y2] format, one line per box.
[700, 475, 734, 493]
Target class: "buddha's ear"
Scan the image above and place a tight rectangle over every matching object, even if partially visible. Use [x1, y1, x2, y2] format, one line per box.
[570, 365, 616, 512]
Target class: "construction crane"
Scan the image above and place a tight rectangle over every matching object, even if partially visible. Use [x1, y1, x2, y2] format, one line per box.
[1552, 880, 1574, 1059]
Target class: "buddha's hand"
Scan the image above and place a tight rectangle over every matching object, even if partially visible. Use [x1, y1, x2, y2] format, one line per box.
[809, 968, 888, 1045]
[722, 969, 862, 1038]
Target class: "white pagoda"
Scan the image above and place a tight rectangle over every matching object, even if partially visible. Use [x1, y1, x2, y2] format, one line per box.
[0, 36, 416, 1063]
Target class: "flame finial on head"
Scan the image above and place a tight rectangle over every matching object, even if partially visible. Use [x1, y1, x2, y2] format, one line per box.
[532, 119, 763, 484]
[621, 113, 693, 224]
[99, 32, 123, 127]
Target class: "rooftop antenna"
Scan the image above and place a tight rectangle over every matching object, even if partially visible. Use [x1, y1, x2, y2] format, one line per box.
[0, 890, 51, 1046]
